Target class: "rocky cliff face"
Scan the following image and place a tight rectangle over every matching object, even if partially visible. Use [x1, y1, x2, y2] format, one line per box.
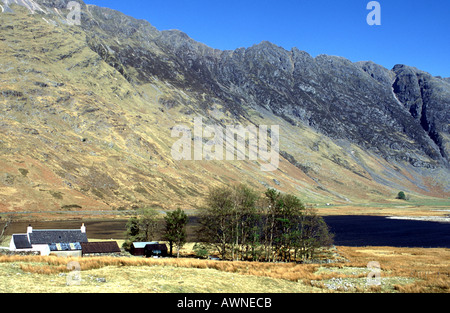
[162, 37, 449, 167]
[79, 5, 449, 168]
[0, 0, 448, 215]
[392, 65, 450, 161]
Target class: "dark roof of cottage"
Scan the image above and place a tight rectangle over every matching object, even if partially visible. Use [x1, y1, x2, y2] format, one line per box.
[12, 234, 32, 249]
[80, 241, 121, 254]
[29, 230, 88, 245]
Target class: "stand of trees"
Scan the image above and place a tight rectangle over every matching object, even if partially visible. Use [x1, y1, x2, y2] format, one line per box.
[198, 185, 334, 262]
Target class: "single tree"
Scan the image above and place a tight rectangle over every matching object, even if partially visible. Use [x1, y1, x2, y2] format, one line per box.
[123, 216, 141, 250]
[396, 191, 407, 200]
[164, 208, 188, 257]
[138, 207, 160, 241]
[263, 188, 282, 262]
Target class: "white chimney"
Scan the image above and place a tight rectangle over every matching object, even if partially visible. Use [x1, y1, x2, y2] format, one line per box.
[27, 224, 33, 234]
[80, 223, 86, 233]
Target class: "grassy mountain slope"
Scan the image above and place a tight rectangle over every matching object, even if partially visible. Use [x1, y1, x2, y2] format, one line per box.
[0, 2, 448, 218]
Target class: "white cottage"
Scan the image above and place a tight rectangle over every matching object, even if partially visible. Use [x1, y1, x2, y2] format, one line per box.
[9, 224, 88, 256]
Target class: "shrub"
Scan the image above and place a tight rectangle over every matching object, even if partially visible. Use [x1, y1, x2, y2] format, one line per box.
[193, 243, 210, 259]
[396, 191, 407, 200]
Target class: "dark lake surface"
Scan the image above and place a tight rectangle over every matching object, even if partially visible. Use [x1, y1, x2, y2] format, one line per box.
[323, 215, 450, 248]
[4, 215, 450, 248]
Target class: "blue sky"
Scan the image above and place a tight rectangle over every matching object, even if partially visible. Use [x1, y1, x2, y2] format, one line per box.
[85, 0, 450, 77]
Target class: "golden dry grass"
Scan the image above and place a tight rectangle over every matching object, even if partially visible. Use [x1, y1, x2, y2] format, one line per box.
[2, 255, 319, 282]
[335, 246, 450, 293]
[0, 254, 324, 293]
[1, 245, 448, 293]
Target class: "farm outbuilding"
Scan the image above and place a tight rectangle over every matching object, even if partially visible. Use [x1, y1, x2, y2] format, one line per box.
[130, 242, 159, 256]
[144, 243, 168, 258]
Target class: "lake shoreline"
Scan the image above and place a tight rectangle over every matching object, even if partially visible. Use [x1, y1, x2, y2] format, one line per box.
[386, 216, 450, 223]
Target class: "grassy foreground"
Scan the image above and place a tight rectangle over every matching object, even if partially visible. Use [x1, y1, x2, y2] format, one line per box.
[0, 246, 448, 293]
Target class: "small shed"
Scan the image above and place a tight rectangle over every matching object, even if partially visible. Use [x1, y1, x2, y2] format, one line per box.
[81, 241, 121, 256]
[130, 242, 158, 256]
[144, 243, 168, 258]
